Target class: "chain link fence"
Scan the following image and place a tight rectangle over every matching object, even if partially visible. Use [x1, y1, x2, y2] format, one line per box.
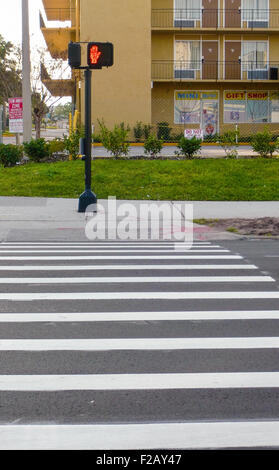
[148, 91, 279, 143]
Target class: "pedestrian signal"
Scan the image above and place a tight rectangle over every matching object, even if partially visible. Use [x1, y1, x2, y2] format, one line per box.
[87, 42, 114, 69]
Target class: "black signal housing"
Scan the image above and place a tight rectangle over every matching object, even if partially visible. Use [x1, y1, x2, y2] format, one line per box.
[87, 42, 114, 69]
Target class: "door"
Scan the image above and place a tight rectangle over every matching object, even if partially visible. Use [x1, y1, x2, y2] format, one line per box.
[202, 99, 219, 136]
[202, 0, 218, 28]
[225, 0, 241, 28]
[225, 41, 241, 79]
[202, 41, 218, 79]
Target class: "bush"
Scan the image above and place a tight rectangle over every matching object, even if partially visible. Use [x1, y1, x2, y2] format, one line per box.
[217, 130, 239, 159]
[169, 132, 184, 143]
[23, 138, 50, 162]
[0, 144, 22, 167]
[98, 120, 130, 158]
[251, 128, 278, 158]
[157, 122, 171, 141]
[143, 124, 152, 140]
[48, 139, 66, 155]
[133, 121, 144, 142]
[92, 133, 102, 143]
[144, 135, 163, 158]
[175, 136, 202, 159]
[63, 129, 83, 160]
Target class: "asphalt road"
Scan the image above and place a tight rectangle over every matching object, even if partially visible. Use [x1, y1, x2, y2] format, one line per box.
[0, 239, 278, 450]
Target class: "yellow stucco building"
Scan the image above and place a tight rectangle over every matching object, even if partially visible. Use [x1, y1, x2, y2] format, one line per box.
[42, 0, 279, 139]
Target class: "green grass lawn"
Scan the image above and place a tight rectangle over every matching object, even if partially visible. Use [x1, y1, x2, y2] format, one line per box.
[0, 158, 278, 200]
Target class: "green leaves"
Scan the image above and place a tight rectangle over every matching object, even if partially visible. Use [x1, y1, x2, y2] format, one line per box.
[23, 139, 50, 162]
[0, 144, 22, 167]
[251, 128, 278, 158]
[175, 136, 202, 159]
[144, 135, 163, 158]
[98, 120, 130, 158]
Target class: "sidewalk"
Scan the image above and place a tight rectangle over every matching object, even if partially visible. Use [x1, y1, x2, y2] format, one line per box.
[0, 196, 278, 242]
[92, 145, 264, 159]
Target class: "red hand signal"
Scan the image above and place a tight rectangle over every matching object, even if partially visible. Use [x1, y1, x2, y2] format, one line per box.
[90, 45, 102, 64]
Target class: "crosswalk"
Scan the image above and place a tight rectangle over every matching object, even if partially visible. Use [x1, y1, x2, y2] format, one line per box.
[0, 240, 278, 449]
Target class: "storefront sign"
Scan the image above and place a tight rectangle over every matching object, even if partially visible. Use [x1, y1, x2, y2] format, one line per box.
[247, 92, 268, 100]
[175, 91, 200, 100]
[224, 92, 245, 101]
[201, 92, 218, 100]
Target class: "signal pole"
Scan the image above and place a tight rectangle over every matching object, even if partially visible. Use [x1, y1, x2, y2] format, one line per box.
[22, 0, 32, 142]
[78, 68, 97, 213]
[68, 41, 113, 212]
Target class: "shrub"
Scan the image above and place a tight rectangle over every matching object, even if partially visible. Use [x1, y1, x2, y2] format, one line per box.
[133, 121, 144, 142]
[251, 128, 278, 158]
[63, 129, 83, 160]
[92, 133, 102, 143]
[157, 121, 171, 141]
[204, 133, 220, 143]
[23, 138, 50, 162]
[0, 144, 22, 167]
[48, 139, 66, 155]
[170, 132, 184, 143]
[98, 120, 130, 158]
[217, 130, 239, 159]
[144, 135, 163, 158]
[143, 124, 152, 140]
[175, 136, 202, 159]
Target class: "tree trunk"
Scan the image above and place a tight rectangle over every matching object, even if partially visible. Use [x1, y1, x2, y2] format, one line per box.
[35, 115, 41, 139]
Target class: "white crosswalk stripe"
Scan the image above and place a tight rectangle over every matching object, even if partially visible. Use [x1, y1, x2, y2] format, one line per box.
[0, 240, 278, 450]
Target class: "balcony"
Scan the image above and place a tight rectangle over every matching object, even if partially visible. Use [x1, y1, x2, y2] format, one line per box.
[40, 7, 76, 60]
[42, 0, 72, 17]
[151, 9, 279, 31]
[41, 63, 75, 97]
[152, 61, 279, 82]
[43, 8, 76, 23]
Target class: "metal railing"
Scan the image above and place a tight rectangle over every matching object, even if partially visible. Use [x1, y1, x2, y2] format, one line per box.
[43, 8, 76, 25]
[152, 61, 279, 81]
[151, 9, 279, 29]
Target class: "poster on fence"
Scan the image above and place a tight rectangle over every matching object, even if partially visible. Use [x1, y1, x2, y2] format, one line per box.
[184, 129, 203, 140]
[9, 97, 23, 133]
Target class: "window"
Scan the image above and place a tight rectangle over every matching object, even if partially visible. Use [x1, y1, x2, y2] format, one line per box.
[175, 98, 201, 124]
[242, 0, 269, 22]
[242, 42, 268, 79]
[242, 42, 268, 69]
[270, 92, 279, 123]
[224, 91, 246, 123]
[223, 91, 278, 123]
[175, 41, 201, 78]
[175, 41, 200, 70]
[247, 92, 269, 122]
[174, 91, 219, 136]
[174, 0, 201, 21]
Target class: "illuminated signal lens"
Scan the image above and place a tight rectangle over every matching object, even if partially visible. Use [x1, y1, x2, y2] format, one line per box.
[89, 45, 102, 65]
[87, 42, 114, 69]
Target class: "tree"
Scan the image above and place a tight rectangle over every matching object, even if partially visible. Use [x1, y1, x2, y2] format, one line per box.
[0, 35, 22, 105]
[49, 102, 72, 124]
[0, 37, 71, 139]
[30, 48, 71, 139]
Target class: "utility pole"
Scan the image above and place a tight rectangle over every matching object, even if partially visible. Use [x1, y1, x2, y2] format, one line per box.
[22, 0, 32, 142]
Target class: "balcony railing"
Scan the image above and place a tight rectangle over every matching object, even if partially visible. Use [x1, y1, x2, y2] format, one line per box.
[151, 9, 279, 29]
[152, 61, 279, 81]
[43, 8, 76, 24]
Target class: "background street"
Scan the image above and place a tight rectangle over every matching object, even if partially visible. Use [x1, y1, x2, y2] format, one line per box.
[0, 239, 278, 449]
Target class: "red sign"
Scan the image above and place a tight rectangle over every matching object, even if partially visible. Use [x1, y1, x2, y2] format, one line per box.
[9, 97, 23, 133]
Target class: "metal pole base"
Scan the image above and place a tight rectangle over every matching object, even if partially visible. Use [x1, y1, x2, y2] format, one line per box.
[78, 189, 97, 213]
